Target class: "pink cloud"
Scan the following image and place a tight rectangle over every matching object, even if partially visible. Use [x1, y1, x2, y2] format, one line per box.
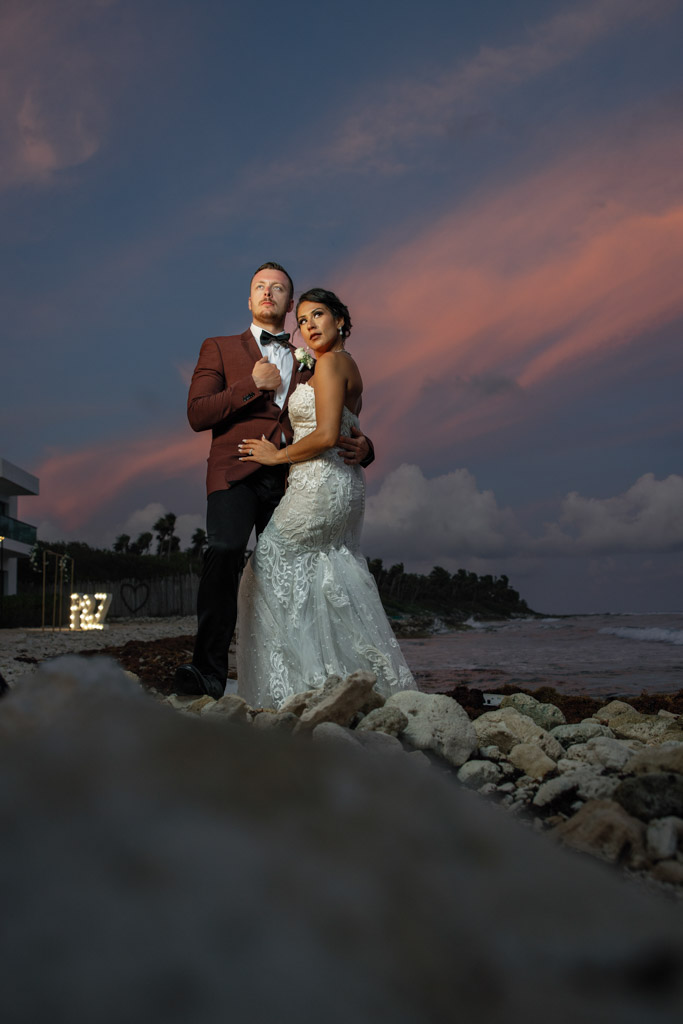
[281, 0, 673, 173]
[32, 97, 683, 533]
[0, 0, 117, 191]
[334, 110, 683, 461]
[193, 0, 675, 225]
[31, 430, 207, 530]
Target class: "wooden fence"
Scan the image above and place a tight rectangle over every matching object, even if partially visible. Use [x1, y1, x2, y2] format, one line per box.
[79, 574, 200, 619]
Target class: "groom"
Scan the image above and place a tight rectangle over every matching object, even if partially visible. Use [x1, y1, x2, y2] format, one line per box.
[175, 261, 373, 698]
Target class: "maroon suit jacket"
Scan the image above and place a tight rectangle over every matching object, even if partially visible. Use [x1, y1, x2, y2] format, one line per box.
[187, 329, 312, 495]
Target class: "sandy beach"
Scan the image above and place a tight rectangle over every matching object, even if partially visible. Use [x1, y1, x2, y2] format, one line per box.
[2, 611, 682, 700]
[0, 616, 196, 688]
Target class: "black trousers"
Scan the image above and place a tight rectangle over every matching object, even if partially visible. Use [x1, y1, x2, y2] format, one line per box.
[193, 465, 288, 682]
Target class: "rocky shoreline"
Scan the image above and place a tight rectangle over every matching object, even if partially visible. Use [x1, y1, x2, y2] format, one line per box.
[156, 672, 683, 896]
[2, 622, 682, 896]
[2, 651, 683, 1021]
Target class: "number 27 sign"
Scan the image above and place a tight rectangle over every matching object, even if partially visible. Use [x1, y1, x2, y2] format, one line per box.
[69, 593, 112, 630]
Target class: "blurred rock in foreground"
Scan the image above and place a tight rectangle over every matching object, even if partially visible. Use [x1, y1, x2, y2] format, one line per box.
[1, 656, 682, 1024]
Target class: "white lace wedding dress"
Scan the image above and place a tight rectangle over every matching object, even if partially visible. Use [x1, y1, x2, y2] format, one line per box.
[237, 382, 415, 709]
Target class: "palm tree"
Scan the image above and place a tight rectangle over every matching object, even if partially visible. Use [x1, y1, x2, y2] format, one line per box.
[190, 528, 207, 558]
[153, 513, 179, 558]
[132, 531, 153, 556]
[113, 534, 130, 553]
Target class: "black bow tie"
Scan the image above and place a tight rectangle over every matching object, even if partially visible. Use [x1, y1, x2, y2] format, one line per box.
[260, 330, 290, 346]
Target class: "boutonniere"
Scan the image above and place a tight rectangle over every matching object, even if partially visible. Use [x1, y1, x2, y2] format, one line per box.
[294, 347, 315, 372]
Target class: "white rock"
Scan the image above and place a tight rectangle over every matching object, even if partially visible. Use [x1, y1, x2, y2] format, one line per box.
[550, 722, 613, 747]
[457, 760, 503, 790]
[557, 757, 583, 772]
[534, 768, 619, 809]
[385, 691, 477, 767]
[646, 817, 682, 861]
[625, 742, 683, 775]
[279, 687, 318, 715]
[251, 710, 299, 733]
[202, 694, 251, 722]
[165, 693, 202, 710]
[564, 736, 634, 772]
[183, 695, 216, 715]
[355, 705, 408, 737]
[500, 692, 566, 731]
[594, 703, 683, 744]
[533, 774, 578, 808]
[507, 743, 556, 781]
[473, 707, 563, 761]
[594, 700, 634, 724]
[554, 800, 648, 870]
[478, 744, 506, 761]
[298, 671, 380, 731]
[576, 773, 620, 803]
[515, 787, 537, 803]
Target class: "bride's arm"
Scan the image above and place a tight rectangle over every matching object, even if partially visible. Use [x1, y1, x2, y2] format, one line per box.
[239, 353, 347, 466]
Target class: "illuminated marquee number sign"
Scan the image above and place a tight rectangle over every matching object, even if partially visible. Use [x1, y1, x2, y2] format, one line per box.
[70, 592, 112, 631]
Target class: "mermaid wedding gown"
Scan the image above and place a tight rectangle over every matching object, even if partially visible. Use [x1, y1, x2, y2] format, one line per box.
[237, 382, 415, 709]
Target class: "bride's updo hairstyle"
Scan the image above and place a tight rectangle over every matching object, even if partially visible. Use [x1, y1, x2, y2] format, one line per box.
[296, 288, 353, 340]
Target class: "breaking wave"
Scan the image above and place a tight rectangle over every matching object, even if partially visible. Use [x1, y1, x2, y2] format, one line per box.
[599, 626, 683, 646]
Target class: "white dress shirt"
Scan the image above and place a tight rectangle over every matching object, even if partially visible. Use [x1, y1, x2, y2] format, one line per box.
[250, 323, 293, 410]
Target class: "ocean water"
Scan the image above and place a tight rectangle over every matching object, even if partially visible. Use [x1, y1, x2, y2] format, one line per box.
[399, 612, 683, 698]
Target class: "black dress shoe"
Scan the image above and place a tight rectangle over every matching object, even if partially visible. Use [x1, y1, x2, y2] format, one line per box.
[174, 663, 224, 700]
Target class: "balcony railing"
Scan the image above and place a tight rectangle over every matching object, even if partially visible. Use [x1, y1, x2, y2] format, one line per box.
[0, 513, 37, 546]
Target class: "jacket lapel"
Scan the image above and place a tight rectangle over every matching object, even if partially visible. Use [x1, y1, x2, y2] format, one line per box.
[242, 327, 262, 365]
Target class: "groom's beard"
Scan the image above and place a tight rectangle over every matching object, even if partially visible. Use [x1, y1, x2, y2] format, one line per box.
[257, 309, 287, 330]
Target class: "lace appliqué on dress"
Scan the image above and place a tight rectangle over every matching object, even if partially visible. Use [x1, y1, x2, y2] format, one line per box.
[237, 383, 416, 709]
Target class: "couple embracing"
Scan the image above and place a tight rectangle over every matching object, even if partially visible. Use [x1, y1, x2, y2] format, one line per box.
[175, 262, 415, 708]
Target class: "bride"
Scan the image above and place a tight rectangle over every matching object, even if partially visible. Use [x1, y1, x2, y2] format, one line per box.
[236, 288, 415, 709]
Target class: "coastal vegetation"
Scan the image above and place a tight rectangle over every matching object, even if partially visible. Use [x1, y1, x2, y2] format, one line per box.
[4, 534, 533, 629]
[367, 560, 533, 628]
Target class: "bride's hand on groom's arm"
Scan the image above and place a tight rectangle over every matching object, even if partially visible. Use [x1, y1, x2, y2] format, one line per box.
[238, 436, 279, 465]
[337, 426, 370, 465]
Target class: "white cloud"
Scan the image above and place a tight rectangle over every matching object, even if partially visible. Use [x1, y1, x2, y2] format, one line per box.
[42, 467, 683, 573]
[537, 473, 683, 554]
[122, 503, 167, 539]
[363, 464, 524, 563]
[363, 466, 683, 569]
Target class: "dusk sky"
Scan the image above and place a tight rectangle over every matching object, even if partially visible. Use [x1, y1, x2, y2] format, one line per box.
[3, 0, 683, 614]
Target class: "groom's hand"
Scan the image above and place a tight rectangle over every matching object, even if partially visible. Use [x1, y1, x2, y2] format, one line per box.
[252, 356, 281, 391]
[337, 426, 370, 465]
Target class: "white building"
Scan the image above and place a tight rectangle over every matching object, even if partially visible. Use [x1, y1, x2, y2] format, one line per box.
[0, 458, 39, 597]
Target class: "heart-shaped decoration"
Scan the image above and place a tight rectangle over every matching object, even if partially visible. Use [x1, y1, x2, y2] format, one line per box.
[120, 582, 150, 614]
